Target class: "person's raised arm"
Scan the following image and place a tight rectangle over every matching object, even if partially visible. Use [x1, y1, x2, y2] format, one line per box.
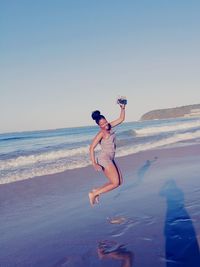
[89, 131, 103, 171]
[110, 104, 126, 128]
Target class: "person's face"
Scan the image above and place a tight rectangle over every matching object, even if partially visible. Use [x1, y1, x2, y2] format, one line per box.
[99, 119, 110, 130]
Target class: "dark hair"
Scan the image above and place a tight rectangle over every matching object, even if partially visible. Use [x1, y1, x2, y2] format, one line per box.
[91, 110, 105, 125]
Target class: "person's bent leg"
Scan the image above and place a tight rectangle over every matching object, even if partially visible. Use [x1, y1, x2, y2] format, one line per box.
[89, 162, 120, 206]
[113, 160, 123, 185]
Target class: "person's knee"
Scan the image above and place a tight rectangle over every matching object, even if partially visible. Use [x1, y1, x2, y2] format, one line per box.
[112, 179, 120, 188]
[118, 174, 123, 185]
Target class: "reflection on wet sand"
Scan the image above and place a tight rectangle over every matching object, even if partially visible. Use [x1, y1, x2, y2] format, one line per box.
[98, 240, 134, 266]
[160, 180, 200, 267]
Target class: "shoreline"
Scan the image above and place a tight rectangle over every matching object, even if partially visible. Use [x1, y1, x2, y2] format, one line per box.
[1, 142, 200, 188]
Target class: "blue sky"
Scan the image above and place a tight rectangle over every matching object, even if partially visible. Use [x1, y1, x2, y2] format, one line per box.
[1, 0, 200, 133]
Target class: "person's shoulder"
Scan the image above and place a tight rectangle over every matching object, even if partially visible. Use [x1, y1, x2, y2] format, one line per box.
[92, 131, 103, 143]
[96, 130, 103, 138]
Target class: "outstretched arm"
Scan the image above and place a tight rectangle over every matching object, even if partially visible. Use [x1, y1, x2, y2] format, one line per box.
[110, 104, 126, 128]
[89, 131, 103, 171]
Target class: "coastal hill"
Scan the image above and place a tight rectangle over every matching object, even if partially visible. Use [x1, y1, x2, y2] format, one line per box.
[140, 104, 200, 121]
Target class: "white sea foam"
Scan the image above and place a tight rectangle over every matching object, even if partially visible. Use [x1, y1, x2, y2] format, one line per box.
[1, 129, 200, 185]
[135, 120, 200, 137]
[0, 146, 91, 171]
[0, 159, 91, 185]
[117, 130, 200, 157]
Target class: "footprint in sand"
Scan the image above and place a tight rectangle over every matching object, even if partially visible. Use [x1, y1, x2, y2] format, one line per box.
[108, 214, 157, 238]
[107, 216, 139, 237]
[108, 216, 127, 224]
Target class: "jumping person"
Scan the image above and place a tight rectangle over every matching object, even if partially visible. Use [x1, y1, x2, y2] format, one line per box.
[89, 101, 126, 206]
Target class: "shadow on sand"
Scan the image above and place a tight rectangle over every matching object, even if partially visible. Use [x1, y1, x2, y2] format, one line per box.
[115, 156, 158, 197]
[131, 156, 158, 187]
[160, 180, 200, 267]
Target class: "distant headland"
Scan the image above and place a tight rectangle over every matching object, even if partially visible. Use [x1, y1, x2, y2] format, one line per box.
[140, 104, 200, 121]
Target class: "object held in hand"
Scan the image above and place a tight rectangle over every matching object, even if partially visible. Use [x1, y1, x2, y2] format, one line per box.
[117, 96, 127, 105]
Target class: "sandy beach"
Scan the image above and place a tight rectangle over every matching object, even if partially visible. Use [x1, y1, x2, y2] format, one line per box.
[0, 144, 200, 267]
[2, 0, 200, 266]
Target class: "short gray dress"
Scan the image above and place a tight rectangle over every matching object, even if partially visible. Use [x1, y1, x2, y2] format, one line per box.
[97, 130, 116, 169]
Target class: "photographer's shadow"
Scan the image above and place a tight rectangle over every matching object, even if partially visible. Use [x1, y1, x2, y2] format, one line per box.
[160, 180, 200, 267]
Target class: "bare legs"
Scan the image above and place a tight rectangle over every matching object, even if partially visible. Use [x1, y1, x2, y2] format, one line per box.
[113, 160, 123, 185]
[89, 161, 123, 206]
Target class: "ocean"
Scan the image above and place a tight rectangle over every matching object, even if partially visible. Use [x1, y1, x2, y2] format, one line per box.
[1, 117, 200, 185]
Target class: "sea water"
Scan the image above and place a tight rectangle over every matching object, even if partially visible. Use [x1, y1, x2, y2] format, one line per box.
[1, 117, 200, 184]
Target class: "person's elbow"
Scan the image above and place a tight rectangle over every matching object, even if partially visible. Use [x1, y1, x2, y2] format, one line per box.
[120, 117, 125, 123]
[89, 145, 94, 152]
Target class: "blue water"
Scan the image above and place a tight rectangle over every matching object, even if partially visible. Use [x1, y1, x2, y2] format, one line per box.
[1, 117, 200, 184]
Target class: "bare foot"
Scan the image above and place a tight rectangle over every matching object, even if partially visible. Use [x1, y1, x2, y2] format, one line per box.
[92, 189, 99, 204]
[95, 195, 99, 204]
[88, 192, 96, 206]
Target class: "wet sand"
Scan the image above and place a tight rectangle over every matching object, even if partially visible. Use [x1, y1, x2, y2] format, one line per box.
[0, 144, 200, 266]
